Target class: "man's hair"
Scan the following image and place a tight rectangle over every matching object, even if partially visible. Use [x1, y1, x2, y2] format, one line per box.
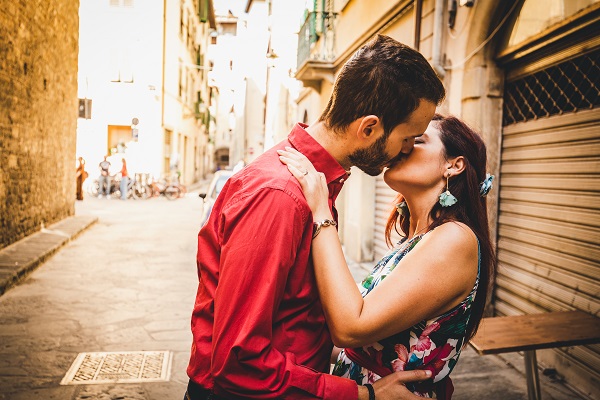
[318, 34, 445, 137]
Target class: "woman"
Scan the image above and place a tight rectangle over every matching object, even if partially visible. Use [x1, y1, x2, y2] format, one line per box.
[120, 158, 129, 200]
[278, 114, 496, 398]
[75, 157, 87, 201]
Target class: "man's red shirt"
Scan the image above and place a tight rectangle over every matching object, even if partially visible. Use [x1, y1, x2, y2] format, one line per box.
[187, 124, 357, 399]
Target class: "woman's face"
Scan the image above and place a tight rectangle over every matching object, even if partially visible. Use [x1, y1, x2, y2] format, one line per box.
[383, 121, 447, 194]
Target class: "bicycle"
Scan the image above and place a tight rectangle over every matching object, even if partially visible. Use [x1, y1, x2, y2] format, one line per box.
[149, 175, 182, 200]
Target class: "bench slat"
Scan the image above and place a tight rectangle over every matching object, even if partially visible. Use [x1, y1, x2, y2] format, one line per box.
[469, 311, 600, 355]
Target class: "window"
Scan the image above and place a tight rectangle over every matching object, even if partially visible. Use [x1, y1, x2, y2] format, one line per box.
[180, 1, 185, 37]
[164, 130, 172, 174]
[503, 49, 600, 125]
[109, 47, 134, 83]
[199, 0, 209, 22]
[178, 63, 183, 98]
[109, 0, 134, 7]
[221, 22, 237, 36]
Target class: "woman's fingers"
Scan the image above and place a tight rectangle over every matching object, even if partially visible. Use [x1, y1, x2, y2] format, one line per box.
[278, 149, 331, 216]
[285, 163, 303, 179]
[278, 155, 307, 175]
[277, 148, 316, 174]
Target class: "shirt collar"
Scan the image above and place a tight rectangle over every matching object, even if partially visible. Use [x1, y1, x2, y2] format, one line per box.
[288, 123, 350, 187]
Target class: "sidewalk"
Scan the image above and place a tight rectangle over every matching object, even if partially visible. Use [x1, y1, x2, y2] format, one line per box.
[0, 215, 98, 296]
[0, 189, 591, 399]
[0, 174, 215, 298]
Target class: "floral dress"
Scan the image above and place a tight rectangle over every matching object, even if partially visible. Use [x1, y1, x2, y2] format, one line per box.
[332, 232, 480, 398]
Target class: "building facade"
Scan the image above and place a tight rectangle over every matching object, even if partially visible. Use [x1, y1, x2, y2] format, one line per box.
[0, 0, 80, 249]
[295, 0, 599, 397]
[76, 0, 215, 188]
[206, 0, 304, 172]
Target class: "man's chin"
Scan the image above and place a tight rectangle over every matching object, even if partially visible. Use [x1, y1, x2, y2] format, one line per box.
[356, 165, 385, 177]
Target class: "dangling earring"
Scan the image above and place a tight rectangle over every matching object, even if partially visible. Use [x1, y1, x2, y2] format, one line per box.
[439, 173, 457, 207]
[395, 201, 408, 215]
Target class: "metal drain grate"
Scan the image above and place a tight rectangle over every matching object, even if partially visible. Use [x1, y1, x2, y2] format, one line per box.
[61, 351, 172, 385]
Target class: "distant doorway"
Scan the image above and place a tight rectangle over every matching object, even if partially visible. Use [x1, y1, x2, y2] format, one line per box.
[107, 125, 132, 154]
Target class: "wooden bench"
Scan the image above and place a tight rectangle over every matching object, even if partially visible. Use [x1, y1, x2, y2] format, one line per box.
[469, 310, 600, 400]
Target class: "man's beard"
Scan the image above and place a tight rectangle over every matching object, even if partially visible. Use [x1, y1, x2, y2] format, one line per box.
[348, 134, 404, 176]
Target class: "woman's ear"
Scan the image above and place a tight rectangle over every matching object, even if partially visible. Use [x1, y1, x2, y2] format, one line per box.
[447, 156, 466, 176]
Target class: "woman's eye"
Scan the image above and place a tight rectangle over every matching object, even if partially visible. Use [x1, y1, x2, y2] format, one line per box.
[415, 139, 424, 144]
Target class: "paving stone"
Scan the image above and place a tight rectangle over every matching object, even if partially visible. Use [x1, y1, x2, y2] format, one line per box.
[0, 216, 97, 296]
[0, 193, 588, 400]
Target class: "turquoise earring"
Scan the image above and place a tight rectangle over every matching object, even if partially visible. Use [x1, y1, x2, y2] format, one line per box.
[395, 201, 408, 215]
[439, 173, 457, 207]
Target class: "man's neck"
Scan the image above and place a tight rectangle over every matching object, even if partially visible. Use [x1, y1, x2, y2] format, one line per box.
[305, 121, 352, 171]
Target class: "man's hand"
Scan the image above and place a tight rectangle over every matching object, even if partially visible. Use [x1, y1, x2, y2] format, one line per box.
[357, 370, 432, 400]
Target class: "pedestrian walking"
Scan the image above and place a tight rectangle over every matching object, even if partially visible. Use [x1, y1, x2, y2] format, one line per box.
[98, 155, 111, 199]
[120, 158, 129, 200]
[75, 157, 88, 201]
[184, 34, 445, 400]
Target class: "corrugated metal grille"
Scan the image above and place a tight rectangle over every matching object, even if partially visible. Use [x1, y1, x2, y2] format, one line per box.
[373, 175, 402, 261]
[496, 106, 600, 380]
[503, 50, 600, 126]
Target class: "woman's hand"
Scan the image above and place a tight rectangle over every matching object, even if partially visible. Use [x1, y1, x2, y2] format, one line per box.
[278, 147, 331, 219]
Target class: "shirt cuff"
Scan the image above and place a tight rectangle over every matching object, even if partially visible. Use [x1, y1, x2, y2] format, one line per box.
[323, 373, 358, 400]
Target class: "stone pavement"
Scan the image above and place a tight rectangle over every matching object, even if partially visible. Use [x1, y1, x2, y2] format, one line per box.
[0, 215, 98, 296]
[0, 182, 590, 400]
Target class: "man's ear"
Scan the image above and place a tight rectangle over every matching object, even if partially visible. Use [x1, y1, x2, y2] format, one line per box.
[356, 115, 379, 139]
[447, 156, 466, 176]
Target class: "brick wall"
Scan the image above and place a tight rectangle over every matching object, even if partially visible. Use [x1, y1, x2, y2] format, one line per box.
[0, 0, 80, 249]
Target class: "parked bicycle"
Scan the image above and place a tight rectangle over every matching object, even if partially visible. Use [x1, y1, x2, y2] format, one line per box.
[87, 173, 152, 200]
[149, 174, 185, 200]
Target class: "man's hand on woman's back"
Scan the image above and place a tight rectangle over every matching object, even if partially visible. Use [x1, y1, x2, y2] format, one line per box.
[357, 369, 432, 400]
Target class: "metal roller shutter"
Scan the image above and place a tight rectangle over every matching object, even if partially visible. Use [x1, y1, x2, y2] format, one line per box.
[497, 49, 600, 387]
[373, 174, 402, 261]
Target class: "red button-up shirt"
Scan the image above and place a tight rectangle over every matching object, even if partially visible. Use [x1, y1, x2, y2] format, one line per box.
[187, 124, 357, 399]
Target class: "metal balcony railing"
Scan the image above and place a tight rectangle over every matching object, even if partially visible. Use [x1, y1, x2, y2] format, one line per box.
[297, 11, 337, 70]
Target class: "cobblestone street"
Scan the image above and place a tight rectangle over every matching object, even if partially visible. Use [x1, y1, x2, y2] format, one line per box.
[0, 193, 204, 400]
[0, 188, 588, 400]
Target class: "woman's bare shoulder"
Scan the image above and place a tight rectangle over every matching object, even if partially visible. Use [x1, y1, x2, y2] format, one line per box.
[429, 221, 477, 247]
[416, 221, 479, 274]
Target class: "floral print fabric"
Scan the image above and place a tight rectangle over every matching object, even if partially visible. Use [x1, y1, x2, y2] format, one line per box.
[332, 233, 480, 397]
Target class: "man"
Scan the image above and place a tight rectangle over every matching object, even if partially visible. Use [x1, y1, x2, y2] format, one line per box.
[98, 155, 111, 199]
[185, 34, 445, 399]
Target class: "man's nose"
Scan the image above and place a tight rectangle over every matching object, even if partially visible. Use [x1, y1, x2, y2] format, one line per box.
[401, 137, 415, 154]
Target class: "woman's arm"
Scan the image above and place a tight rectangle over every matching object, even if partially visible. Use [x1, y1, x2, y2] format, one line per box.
[278, 148, 478, 347]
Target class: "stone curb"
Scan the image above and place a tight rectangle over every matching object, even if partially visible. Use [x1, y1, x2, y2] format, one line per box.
[0, 215, 98, 296]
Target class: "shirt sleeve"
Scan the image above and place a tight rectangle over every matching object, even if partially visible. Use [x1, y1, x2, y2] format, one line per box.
[210, 187, 357, 399]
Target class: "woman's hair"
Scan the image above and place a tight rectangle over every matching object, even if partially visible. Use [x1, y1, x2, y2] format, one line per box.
[384, 114, 496, 342]
[318, 34, 445, 139]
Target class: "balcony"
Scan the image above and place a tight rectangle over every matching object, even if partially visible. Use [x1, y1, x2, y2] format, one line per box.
[296, 11, 337, 93]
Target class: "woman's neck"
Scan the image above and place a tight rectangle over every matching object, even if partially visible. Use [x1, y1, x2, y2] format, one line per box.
[405, 193, 438, 238]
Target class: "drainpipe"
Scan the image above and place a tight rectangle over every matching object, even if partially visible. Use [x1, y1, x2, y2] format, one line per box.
[414, 0, 423, 50]
[432, 0, 446, 78]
